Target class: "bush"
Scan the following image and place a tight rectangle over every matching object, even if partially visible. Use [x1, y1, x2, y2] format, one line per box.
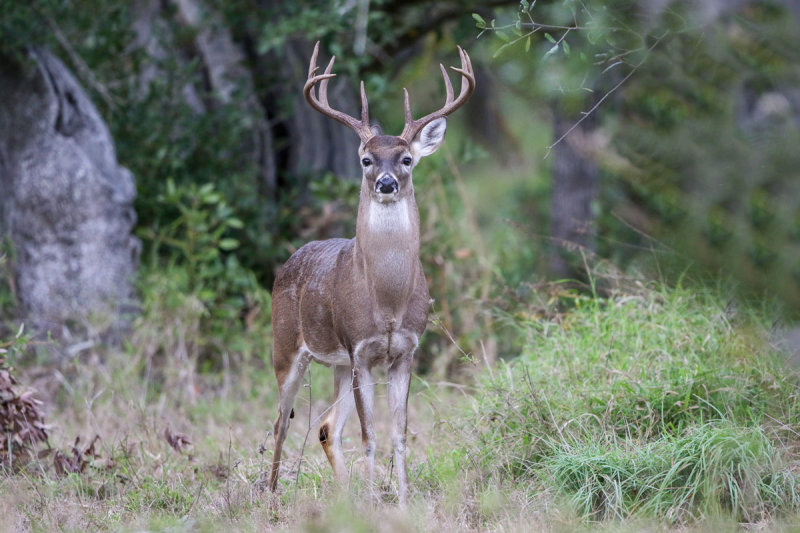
[465, 280, 800, 523]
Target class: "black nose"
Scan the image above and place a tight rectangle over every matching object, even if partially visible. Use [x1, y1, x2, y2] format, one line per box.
[376, 175, 398, 194]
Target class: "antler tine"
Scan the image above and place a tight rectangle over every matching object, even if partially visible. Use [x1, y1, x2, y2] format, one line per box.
[440, 64, 454, 104]
[360, 81, 369, 125]
[303, 41, 374, 143]
[400, 46, 476, 143]
[316, 55, 337, 107]
[403, 88, 413, 124]
[307, 41, 320, 79]
[449, 46, 473, 100]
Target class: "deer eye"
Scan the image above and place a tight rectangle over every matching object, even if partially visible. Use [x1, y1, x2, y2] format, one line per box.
[402, 157, 412, 166]
[362, 158, 372, 167]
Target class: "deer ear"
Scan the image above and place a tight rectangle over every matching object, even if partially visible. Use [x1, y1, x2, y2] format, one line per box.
[412, 118, 447, 158]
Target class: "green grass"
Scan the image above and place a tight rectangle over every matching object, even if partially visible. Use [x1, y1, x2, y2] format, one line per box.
[545, 423, 799, 522]
[466, 280, 800, 525]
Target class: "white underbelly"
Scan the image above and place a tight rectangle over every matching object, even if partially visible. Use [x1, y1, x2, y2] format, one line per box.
[300, 329, 419, 367]
[302, 344, 350, 366]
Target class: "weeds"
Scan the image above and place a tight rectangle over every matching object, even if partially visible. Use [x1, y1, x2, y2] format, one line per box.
[4, 213, 800, 530]
[545, 423, 799, 522]
[467, 279, 800, 524]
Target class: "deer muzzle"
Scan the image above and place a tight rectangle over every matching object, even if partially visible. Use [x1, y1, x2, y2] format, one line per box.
[376, 174, 399, 195]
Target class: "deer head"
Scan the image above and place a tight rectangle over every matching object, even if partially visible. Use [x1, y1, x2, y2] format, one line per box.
[303, 42, 475, 205]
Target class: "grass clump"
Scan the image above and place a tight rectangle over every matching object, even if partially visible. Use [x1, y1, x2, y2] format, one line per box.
[546, 423, 800, 522]
[469, 281, 800, 524]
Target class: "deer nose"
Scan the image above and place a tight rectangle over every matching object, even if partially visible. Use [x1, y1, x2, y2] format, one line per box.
[376, 174, 398, 194]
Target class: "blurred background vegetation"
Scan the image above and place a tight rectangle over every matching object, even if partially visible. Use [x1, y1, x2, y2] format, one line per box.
[4, 0, 798, 376]
[4, 0, 800, 370]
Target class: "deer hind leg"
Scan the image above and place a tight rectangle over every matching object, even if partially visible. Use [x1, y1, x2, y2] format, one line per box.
[269, 349, 311, 492]
[319, 364, 355, 483]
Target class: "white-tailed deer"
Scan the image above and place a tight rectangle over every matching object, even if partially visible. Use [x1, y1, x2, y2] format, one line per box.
[268, 42, 474, 503]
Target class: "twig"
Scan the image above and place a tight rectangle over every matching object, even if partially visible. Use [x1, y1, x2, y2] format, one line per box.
[538, 388, 568, 446]
[544, 33, 667, 159]
[295, 366, 313, 486]
[609, 210, 675, 254]
[224, 435, 233, 520]
[480, 340, 495, 380]
[39, 11, 117, 109]
[184, 477, 206, 520]
[432, 312, 473, 363]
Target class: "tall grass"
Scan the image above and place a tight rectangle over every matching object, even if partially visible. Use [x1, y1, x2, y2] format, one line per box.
[5, 233, 800, 529]
[466, 279, 800, 523]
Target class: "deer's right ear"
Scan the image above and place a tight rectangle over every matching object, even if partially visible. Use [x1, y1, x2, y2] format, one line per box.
[412, 118, 447, 159]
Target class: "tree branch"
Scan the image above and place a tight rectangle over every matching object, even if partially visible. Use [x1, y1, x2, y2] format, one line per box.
[544, 33, 667, 159]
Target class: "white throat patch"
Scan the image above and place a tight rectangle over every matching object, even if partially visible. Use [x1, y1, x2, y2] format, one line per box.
[367, 198, 411, 234]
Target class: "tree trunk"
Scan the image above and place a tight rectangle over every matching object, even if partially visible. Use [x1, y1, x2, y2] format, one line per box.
[0, 49, 140, 349]
[464, 64, 522, 167]
[171, 0, 277, 194]
[548, 101, 600, 279]
[269, 37, 362, 181]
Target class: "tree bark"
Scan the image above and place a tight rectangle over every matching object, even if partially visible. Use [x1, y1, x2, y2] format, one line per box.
[548, 101, 600, 279]
[0, 48, 140, 348]
[172, 0, 277, 193]
[269, 37, 362, 181]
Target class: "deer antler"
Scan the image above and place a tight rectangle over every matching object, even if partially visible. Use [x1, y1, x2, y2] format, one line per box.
[400, 46, 476, 143]
[303, 41, 374, 143]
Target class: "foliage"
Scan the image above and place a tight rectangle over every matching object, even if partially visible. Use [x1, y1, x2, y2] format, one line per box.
[545, 423, 800, 523]
[610, 5, 800, 307]
[0, 250, 17, 321]
[466, 278, 800, 523]
[139, 180, 247, 299]
[132, 180, 271, 380]
[1, 272, 800, 528]
[476, 1, 800, 309]
[3, 2, 800, 527]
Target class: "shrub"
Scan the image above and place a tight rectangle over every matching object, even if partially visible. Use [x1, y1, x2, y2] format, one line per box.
[466, 281, 800, 523]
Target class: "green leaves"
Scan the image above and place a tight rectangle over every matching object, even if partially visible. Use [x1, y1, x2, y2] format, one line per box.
[472, 13, 486, 29]
[218, 238, 239, 251]
[143, 181, 248, 291]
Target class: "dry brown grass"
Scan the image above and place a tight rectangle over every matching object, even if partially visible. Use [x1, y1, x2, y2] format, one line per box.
[0, 343, 549, 532]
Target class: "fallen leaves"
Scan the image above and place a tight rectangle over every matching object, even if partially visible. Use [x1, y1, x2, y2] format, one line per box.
[53, 435, 100, 477]
[165, 427, 192, 454]
[0, 367, 50, 470]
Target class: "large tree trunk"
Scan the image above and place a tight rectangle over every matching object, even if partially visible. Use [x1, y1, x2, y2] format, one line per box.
[270, 38, 362, 181]
[171, 0, 277, 194]
[464, 64, 522, 167]
[132, 0, 277, 195]
[548, 101, 600, 279]
[0, 49, 140, 348]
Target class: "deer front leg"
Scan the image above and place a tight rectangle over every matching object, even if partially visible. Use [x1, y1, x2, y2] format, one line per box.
[351, 358, 376, 496]
[387, 353, 412, 504]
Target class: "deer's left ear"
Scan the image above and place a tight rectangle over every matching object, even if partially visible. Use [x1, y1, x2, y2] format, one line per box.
[412, 118, 447, 159]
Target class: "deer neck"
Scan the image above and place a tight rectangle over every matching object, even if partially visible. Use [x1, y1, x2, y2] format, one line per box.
[354, 185, 420, 319]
